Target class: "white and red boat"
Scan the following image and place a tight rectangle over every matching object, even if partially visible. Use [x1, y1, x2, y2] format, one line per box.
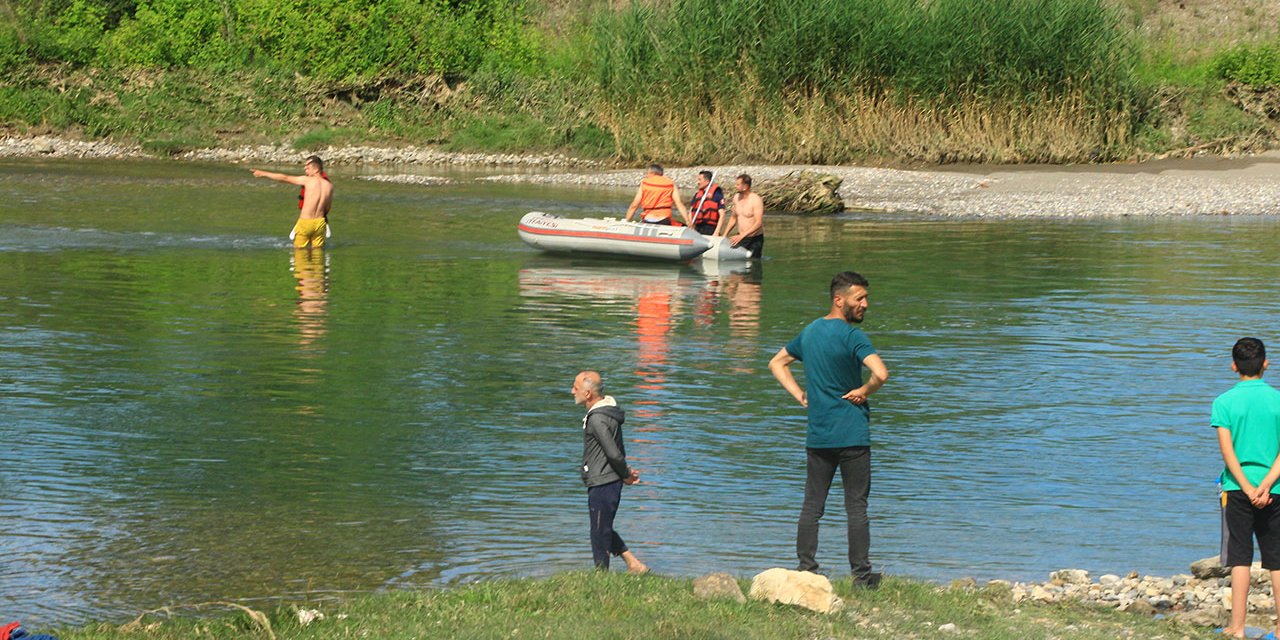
[517, 212, 711, 261]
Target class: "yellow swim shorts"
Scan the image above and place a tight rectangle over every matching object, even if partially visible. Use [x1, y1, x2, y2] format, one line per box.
[292, 218, 327, 248]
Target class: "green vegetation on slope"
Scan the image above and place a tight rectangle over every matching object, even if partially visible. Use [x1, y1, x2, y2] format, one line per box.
[0, 0, 1277, 164]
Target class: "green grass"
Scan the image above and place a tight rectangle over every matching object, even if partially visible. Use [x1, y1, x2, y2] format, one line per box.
[1, 1, 1277, 164]
[52, 572, 1218, 640]
[292, 128, 361, 150]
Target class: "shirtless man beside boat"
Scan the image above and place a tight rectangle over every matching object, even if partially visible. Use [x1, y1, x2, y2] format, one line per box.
[624, 164, 693, 227]
[251, 155, 333, 248]
[720, 174, 765, 259]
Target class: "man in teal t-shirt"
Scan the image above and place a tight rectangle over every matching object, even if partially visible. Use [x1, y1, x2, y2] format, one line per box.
[1212, 337, 1280, 639]
[770, 271, 890, 586]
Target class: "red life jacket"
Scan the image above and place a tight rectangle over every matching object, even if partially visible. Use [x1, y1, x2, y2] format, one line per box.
[299, 172, 330, 221]
[690, 185, 723, 226]
[298, 172, 330, 210]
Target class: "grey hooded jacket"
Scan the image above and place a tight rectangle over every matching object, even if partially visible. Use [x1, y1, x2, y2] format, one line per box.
[581, 396, 629, 487]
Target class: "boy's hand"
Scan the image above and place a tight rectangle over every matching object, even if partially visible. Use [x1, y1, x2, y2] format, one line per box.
[1255, 484, 1275, 507]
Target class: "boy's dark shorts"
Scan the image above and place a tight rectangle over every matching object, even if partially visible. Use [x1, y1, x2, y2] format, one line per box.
[1221, 490, 1280, 568]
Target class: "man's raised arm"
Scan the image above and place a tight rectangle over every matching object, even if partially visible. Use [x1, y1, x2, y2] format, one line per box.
[251, 169, 307, 186]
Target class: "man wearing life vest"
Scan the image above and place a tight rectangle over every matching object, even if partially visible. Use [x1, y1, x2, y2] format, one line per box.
[689, 170, 725, 236]
[624, 164, 692, 226]
[720, 173, 765, 259]
[251, 155, 333, 248]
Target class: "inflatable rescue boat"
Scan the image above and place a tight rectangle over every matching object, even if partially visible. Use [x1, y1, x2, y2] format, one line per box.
[517, 212, 712, 261]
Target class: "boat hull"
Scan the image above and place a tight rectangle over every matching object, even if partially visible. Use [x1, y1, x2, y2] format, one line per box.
[517, 212, 711, 261]
[701, 235, 753, 262]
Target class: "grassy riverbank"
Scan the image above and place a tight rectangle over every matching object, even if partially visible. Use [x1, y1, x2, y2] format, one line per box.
[55, 572, 1212, 640]
[2, 0, 1279, 165]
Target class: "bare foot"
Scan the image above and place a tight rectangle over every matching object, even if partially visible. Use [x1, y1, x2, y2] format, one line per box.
[620, 550, 648, 574]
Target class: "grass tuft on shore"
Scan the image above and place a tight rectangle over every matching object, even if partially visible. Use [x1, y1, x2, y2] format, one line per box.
[55, 572, 1212, 640]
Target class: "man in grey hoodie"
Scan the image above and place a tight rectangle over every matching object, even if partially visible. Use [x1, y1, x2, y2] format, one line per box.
[572, 370, 648, 573]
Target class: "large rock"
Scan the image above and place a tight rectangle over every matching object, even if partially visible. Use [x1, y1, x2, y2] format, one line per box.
[1050, 569, 1090, 585]
[749, 568, 844, 613]
[1191, 555, 1230, 579]
[755, 171, 844, 215]
[693, 572, 746, 603]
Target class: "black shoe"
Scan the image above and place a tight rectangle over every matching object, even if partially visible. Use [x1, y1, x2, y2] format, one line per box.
[852, 572, 882, 589]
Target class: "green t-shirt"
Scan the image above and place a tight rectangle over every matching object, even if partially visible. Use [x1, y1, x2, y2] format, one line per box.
[785, 317, 878, 448]
[1212, 378, 1280, 493]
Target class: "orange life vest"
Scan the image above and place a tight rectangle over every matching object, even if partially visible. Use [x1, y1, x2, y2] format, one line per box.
[639, 175, 675, 220]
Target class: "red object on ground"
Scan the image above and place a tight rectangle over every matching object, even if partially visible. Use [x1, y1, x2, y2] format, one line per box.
[1, 621, 21, 640]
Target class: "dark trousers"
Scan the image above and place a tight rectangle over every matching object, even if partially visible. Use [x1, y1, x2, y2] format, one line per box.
[797, 446, 871, 577]
[587, 480, 628, 569]
[694, 222, 718, 235]
[740, 234, 764, 258]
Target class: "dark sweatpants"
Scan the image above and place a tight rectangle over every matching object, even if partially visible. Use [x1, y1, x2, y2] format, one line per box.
[588, 480, 629, 569]
[797, 446, 871, 578]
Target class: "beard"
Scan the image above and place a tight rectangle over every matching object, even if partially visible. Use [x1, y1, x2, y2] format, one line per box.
[841, 303, 864, 324]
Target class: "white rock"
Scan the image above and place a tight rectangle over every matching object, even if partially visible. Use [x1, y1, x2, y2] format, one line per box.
[296, 608, 325, 626]
[749, 568, 844, 614]
[938, 623, 958, 633]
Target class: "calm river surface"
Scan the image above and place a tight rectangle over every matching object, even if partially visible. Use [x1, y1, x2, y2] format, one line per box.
[1, 158, 1276, 624]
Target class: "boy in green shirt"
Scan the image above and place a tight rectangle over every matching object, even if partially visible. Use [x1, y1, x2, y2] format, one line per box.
[1213, 337, 1280, 639]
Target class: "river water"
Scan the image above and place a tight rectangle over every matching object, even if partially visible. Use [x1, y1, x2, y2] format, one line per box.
[0, 158, 1274, 624]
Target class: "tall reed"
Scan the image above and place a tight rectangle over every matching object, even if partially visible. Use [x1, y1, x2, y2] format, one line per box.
[594, 83, 1135, 164]
[580, 0, 1143, 162]
[587, 0, 1138, 102]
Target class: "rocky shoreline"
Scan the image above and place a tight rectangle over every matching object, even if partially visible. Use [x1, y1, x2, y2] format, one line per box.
[7, 135, 1280, 218]
[984, 556, 1275, 630]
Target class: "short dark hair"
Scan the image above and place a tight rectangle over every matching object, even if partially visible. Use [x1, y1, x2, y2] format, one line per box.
[305, 155, 324, 171]
[830, 271, 869, 299]
[698, 170, 713, 181]
[648, 163, 664, 175]
[1234, 337, 1266, 377]
[737, 173, 752, 187]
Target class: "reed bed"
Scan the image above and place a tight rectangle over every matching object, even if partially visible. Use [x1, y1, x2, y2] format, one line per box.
[594, 86, 1136, 165]
[578, 0, 1144, 163]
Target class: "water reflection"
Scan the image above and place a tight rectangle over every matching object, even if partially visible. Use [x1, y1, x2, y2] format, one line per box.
[289, 248, 329, 416]
[290, 248, 329, 349]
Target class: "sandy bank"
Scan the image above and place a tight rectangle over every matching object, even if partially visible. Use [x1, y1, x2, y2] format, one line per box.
[6, 135, 1280, 218]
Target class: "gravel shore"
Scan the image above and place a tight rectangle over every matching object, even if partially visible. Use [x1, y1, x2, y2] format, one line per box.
[480, 158, 1280, 218]
[996, 557, 1280, 631]
[6, 135, 1280, 218]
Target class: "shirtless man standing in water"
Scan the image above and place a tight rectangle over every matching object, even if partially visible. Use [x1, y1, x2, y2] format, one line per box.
[251, 155, 333, 248]
[721, 173, 765, 259]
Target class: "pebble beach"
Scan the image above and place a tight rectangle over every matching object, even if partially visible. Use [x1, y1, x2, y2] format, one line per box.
[6, 134, 1280, 219]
